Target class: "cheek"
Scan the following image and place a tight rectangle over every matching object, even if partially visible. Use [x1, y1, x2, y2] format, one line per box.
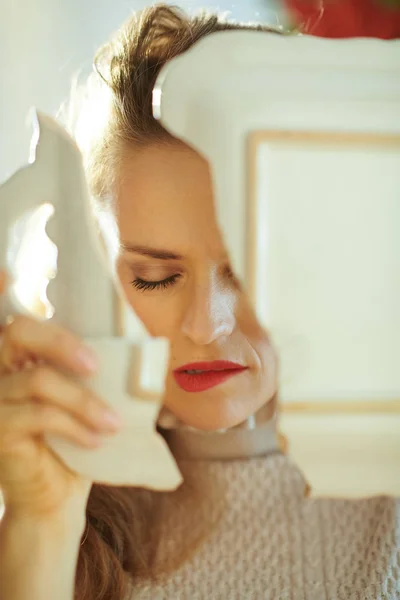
[237, 295, 278, 375]
[236, 293, 262, 340]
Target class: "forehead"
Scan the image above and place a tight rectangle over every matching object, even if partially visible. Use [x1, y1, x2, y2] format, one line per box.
[114, 143, 224, 256]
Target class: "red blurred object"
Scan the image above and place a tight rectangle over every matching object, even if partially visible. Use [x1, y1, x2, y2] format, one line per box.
[283, 0, 400, 39]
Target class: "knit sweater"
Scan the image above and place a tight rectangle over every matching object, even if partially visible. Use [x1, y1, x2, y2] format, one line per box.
[129, 453, 400, 600]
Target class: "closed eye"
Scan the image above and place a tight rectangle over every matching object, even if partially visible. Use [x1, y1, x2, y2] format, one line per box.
[130, 274, 181, 292]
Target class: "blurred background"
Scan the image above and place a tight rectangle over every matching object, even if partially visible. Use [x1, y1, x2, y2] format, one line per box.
[0, 0, 283, 184]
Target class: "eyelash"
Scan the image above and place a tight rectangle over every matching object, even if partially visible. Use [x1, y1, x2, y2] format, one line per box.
[130, 274, 181, 291]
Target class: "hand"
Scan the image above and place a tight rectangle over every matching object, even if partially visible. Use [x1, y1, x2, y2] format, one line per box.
[0, 270, 121, 521]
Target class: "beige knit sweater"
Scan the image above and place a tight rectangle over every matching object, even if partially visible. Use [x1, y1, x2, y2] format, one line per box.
[129, 453, 400, 600]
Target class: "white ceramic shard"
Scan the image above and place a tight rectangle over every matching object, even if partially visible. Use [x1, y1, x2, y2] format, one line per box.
[0, 111, 182, 491]
[154, 32, 400, 496]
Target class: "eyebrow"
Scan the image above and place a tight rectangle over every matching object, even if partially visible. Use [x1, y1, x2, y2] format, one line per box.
[120, 243, 183, 260]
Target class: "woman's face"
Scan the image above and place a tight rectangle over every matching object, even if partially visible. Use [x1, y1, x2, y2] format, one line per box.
[113, 143, 277, 431]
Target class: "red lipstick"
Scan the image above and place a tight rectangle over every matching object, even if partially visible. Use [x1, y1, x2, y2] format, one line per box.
[173, 360, 247, 393]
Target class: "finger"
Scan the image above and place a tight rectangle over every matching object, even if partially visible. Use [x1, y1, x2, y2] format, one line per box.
[0, 352, 44, 375]
[0, 366, 121, 433]
[0, 270, 7, 295]
[0, 271, 9, 336]
[0, 402, 103, 449]
[0, 315, 98, 375]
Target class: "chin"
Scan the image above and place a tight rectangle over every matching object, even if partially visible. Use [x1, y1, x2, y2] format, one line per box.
[164, 391, 257, 432]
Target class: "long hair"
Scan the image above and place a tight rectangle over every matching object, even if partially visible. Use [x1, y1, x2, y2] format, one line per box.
[65, 5, 284, 599]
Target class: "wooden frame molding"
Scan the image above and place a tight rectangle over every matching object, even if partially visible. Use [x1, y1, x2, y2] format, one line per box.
[247, 129, 400, 415]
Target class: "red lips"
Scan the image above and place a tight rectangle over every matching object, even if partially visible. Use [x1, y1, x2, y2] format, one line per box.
[173, 360, 247, 393]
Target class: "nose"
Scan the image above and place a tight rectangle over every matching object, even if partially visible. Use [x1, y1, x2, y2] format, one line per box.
[181, 279, 236, 345]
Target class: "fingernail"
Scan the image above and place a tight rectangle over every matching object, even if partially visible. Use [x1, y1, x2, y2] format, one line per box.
[76, 347, 98, 371]
[100, 410, 122, 430]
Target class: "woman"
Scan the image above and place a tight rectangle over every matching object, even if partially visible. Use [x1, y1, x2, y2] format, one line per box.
[0, 6, 398, 600]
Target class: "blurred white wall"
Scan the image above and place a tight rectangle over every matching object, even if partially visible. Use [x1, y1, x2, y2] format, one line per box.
[0, 0, 281, 183]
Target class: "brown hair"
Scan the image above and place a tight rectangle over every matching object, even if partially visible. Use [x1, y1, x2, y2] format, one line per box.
[68, 5, 284, 599]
